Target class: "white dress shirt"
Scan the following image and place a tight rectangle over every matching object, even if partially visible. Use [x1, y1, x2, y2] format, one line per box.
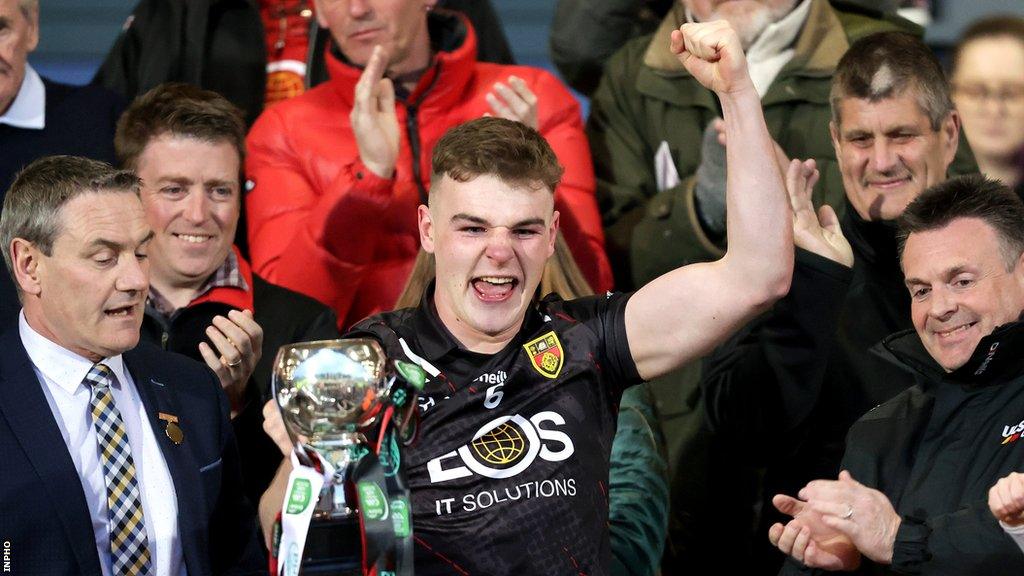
[20, 313, 186, 576]
[0, 63, 45, 129]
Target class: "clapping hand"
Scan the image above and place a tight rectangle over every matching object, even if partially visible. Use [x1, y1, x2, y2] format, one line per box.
[198, 309, 263, 415]
[786, 158, 853, 268]
[485, 75, 539, 130]
[351, 45, 400, 179]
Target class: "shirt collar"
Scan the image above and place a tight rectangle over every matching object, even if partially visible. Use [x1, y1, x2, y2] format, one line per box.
[19, 311, 130, 395]
[746, 0, 812, 64]
[0, 64, 45, 130]
[409, 281, 545, 362]
[410, 283, 461, 361]
[147, 249, 249, 317]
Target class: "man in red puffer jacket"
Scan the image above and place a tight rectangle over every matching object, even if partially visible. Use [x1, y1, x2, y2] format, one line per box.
[245, 0, 612, 330]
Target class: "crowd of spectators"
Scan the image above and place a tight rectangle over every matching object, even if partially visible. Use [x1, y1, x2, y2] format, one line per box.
[3, 0, 1024, 574]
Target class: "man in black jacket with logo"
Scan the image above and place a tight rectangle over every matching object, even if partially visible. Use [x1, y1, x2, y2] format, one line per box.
[700, 31, 971, 571]
[770, 175, 1024, 575]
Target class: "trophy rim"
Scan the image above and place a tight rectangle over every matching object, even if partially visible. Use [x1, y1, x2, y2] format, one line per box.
[271, 337, 389, 444]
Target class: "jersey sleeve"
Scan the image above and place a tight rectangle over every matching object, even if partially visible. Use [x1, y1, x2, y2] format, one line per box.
[553, 291, 642, 391]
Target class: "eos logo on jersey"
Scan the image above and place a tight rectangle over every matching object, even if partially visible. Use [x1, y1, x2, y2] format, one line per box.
[427, 411, 575, 483]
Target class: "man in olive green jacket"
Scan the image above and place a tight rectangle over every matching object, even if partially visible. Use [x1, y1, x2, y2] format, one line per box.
[587, 1, 977, 572]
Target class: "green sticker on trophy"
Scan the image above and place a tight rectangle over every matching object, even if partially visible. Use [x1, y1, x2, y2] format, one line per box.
[358, 481, 388, 520]
[391, 498, 411, 537]
[286, 478, 312, 514]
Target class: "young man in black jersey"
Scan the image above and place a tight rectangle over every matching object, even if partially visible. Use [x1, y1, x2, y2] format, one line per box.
[261, 20, 794, 575]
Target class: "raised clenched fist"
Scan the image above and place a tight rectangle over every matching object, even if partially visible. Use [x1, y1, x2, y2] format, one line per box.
[669, 20, 754, 97]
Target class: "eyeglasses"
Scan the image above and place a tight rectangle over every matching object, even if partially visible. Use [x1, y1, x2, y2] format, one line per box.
[952, 82, 1024, 108]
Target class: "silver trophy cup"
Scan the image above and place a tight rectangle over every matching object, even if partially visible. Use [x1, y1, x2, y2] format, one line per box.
[273, 338, 391, 518]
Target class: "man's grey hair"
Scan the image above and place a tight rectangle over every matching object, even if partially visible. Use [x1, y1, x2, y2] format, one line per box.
[831, 31, 954, 131]
[0, 156, 141, 292]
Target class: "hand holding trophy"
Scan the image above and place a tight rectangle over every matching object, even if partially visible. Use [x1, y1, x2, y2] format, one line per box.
[271, 339, 424, 576]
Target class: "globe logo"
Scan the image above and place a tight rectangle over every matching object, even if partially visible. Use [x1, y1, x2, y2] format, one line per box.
[471, 421, 527, 468]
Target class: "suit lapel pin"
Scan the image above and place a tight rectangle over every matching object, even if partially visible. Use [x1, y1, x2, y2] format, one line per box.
[158, 412, 184, 445]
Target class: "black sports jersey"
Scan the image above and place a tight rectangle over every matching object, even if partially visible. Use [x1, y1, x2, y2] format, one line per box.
[346, 287, 642, 575]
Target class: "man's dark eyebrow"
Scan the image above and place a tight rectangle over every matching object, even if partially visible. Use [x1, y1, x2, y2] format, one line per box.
[904, 265, 972, 288]
[842, 128, 871, 139]
[451, 214, 490, 225]
[87, 230, 155, 252]
[204, 178, 238, 188]
[885, 124, 919, 134]
[155, 175, 193, 185]
[450, 214, 546, 228]
[510, 218, 546, 228]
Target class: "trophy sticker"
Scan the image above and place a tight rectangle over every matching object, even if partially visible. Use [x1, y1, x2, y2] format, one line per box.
[391, 498, 411, 538]
[286, 479, 313, 515]
[357, 482, 389, 521]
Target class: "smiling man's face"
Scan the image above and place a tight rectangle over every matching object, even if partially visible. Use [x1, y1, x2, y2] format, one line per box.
[903, 217, 1024, 372]
[135, 133, 240, 293]
[831, 86, 959, 221]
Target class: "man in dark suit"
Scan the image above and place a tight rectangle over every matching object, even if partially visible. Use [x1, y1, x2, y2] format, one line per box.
[0, 0, 126, 326]
[0, 155, 264, 575]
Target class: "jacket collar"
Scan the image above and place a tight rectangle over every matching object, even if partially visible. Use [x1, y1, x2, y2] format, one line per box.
[642, 0, 847, 78]
[841, 200, 903, 278]
[325, 10, 477, 112]
[880, 318, 1024, 388]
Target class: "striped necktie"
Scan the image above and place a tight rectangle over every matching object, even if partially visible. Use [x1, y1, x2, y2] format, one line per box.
[85, 363, 153, 576]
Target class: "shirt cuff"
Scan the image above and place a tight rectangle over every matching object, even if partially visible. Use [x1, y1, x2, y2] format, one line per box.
[1000, 521, 1024, 552]
[891, 516, 932, 574]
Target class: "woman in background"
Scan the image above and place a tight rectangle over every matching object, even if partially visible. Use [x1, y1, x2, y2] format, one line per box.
[951, 16, 1024, 196]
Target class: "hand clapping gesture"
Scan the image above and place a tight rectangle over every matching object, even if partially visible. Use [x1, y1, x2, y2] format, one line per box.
[198, 309, 263, 415]
[771, 471, 901, 569]
[351, 45, 401, 179]
[787, 158, 854, 268]
[486, 75, 539, 130]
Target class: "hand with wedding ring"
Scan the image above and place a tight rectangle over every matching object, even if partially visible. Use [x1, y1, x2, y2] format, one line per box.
[769, 493, 860, 570]
[795, 470, 902, 565]
[198, 309, 264, 415]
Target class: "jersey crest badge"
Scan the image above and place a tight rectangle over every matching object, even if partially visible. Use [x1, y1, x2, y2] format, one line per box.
[523, 331, 564, 379]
